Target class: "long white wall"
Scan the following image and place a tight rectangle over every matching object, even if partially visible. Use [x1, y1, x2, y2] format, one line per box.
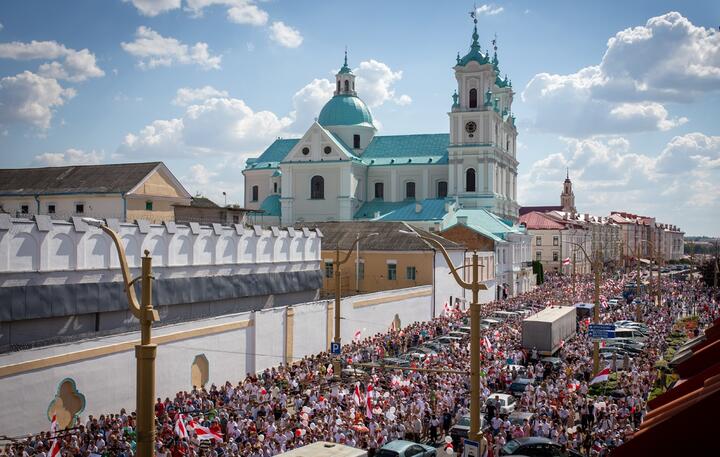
[0, 215, 320, 275]
[0, 285, 435, 436]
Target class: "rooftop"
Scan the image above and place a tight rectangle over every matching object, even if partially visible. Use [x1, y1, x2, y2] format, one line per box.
[310, 221, 463, 252]
[354, 198, 447, 221]
[0, 162, 163, 195]
[519, 211, 567, 230]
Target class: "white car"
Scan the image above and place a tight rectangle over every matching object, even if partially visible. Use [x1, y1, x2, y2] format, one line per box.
[483, 393, 517, 415]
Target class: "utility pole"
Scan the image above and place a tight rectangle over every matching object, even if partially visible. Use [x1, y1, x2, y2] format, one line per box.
[333, 233, 379, 345]
[593, 249, 601, 375]
[399, 229, 487, 441]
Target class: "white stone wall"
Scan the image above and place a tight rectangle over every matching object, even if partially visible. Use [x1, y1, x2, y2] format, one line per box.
[0, 285, 436, 436]
[0, 216, 320, 274]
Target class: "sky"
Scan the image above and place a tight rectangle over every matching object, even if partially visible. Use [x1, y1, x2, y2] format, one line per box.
[0, 0, 719, 236]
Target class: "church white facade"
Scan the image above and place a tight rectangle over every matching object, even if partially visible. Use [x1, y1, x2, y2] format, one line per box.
[243, 18, 520, 228]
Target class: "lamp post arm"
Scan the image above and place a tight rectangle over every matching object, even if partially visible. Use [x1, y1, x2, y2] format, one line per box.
[338, 234, 377, 266]
[416, 234, 471, 290]
[100, 225, 143, 320]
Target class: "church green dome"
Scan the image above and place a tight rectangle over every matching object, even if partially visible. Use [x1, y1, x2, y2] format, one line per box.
[318, 94, 375, 128]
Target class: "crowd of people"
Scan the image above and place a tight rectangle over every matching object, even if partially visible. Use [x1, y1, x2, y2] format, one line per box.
[2, 271, 718, 457]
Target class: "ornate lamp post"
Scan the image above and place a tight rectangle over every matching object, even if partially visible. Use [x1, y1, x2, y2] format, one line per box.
[400, 229, 487, 441]
[332, 232, 379, 345]
[83, 218, 159, 457]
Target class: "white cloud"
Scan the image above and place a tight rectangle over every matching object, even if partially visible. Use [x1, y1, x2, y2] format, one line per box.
[185, 163, 217, 186]
[173, 85, 229, 106]
[120, 118, 184, 156]
[121, 26, 222, 70]
[33, 148, 104, 166]
[476, 4, 504, 16]
[0, 22, 4, 31]
[0, 40, 104, 82]
[125, 0, 181, 16]
[185, 0, 268, 25]
[289, 78, 334, 131]
[269, 21, 303, 48]
[227, 2, 268, 25]
[520, 133, 720, 234]
[522, 12, 719, 137]
[0, 71, 75, 129]
[355, 59, 412, 108]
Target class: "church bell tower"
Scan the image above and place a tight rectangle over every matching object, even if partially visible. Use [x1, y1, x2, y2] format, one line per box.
[561, 169, 577, 213]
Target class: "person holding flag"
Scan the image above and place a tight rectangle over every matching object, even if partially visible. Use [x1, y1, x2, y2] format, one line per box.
[589, 364, 612, 385]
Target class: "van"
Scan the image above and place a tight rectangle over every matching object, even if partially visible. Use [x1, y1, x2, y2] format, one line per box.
[614, 328, 647, 341]
[491, 311, 518, 321]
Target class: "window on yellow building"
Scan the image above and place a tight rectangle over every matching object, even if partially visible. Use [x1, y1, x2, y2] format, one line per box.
[406, 266, 416, 280]
[324, 261, 333, 278]
[553, 251, 559, 262]
[536, 251, 542, 261]
[146, 201, 153, 211]
[536, 236, 542, 246]
[387, 263, 397, 280]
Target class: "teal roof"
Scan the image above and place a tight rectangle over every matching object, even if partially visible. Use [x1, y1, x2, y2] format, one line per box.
[442, 208, 522, 242]
[318, 95, 374, 128]
[362, 134, 449, 165]
[259, 194, 281, 216]
[457, 21, 490, 67]
[246, 139, 299, 169]
[354, 198, 448, 221]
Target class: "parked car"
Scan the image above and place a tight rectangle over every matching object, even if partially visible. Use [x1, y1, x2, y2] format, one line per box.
[500, 437, 583, 457]
[457, 326, 472, 334]
[377, 440, 436, 457]
[507, 411, 536, 427]
[481, 318, 502, 328]
[482, 393, 517, 415]
[448, 331, 467, 339]
[540, 357, 563, 371]
[508, 378, 535, 397]
[436, 336, 463, 345]
[449, 415, 485, 448]
[382, 357, 409, 367]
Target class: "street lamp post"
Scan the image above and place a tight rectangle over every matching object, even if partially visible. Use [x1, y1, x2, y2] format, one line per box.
[83, 218, 159, 457]
[566, 240, 602, 375]
[332, 233, 379, 345]
[399, 229, 487, 441]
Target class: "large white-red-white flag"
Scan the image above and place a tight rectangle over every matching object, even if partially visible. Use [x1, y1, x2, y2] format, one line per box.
[48, 415, 61, 457]
[563, 258, 571, 266]
[174, 414, 189, 439]
[589, 366, 611, 385]
[186, 418, 223, 441]
[482, 336, 493, 352]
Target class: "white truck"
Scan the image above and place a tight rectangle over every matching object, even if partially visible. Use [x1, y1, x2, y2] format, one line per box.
[522, 306, 577, 356]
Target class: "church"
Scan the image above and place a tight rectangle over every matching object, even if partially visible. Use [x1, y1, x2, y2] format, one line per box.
[243, 16, 520, 229]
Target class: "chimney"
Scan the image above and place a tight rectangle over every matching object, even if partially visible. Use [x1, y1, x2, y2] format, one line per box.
[415, 202, 423, 214]
[374, 211, 380, 219]
[434, 222, 441, 232]
[457, 215, 468, 225]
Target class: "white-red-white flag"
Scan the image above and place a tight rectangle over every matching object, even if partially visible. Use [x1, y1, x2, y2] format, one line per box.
[353, 329, 362, 342]
[482, 336, 493, 352]
[589, 366, 611, 385]
[174, 414, 189, 439]
[365, 384, 374, 419]
[567, 380, 581, 392]
[48, 415, 61, 457]
[563, 258, 571, 266]
[352, 383, 362, 406]
[187, 418, 223, 441]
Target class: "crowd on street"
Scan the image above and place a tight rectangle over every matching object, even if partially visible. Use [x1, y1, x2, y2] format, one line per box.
[2, 270, 718, 457]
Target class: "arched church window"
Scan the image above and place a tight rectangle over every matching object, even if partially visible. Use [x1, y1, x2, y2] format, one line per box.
[405, 181, 416, 200]
[344, 80, 349, 92]
[311, 176, 324, 200]
[469, 88, 478, 108]
[374, 182, 384, 200]
[466, 168, 476, 192]
[337, 81, 340, 92]
[437, 181, 448, 198]
[251, 185, 259, 202]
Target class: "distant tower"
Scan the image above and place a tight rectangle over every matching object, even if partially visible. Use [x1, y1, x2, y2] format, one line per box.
[561, 168, 576, 213]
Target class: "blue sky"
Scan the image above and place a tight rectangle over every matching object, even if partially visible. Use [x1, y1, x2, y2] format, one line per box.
[1, 0, 719, 235]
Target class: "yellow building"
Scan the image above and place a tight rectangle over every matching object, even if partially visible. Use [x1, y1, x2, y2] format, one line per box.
[312, 221, 465, 296]
[0, 162, 191, 223]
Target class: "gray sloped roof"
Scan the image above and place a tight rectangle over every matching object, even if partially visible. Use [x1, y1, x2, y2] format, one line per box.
[309, 221, 463, 251]
[0, 162, 162, 195]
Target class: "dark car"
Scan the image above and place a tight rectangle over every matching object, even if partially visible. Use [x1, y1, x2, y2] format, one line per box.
[508, 378, 534, 397]
[501, 437, 583, 457]
[540, 357, 563, 371]
[449, 415, 486, 448]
